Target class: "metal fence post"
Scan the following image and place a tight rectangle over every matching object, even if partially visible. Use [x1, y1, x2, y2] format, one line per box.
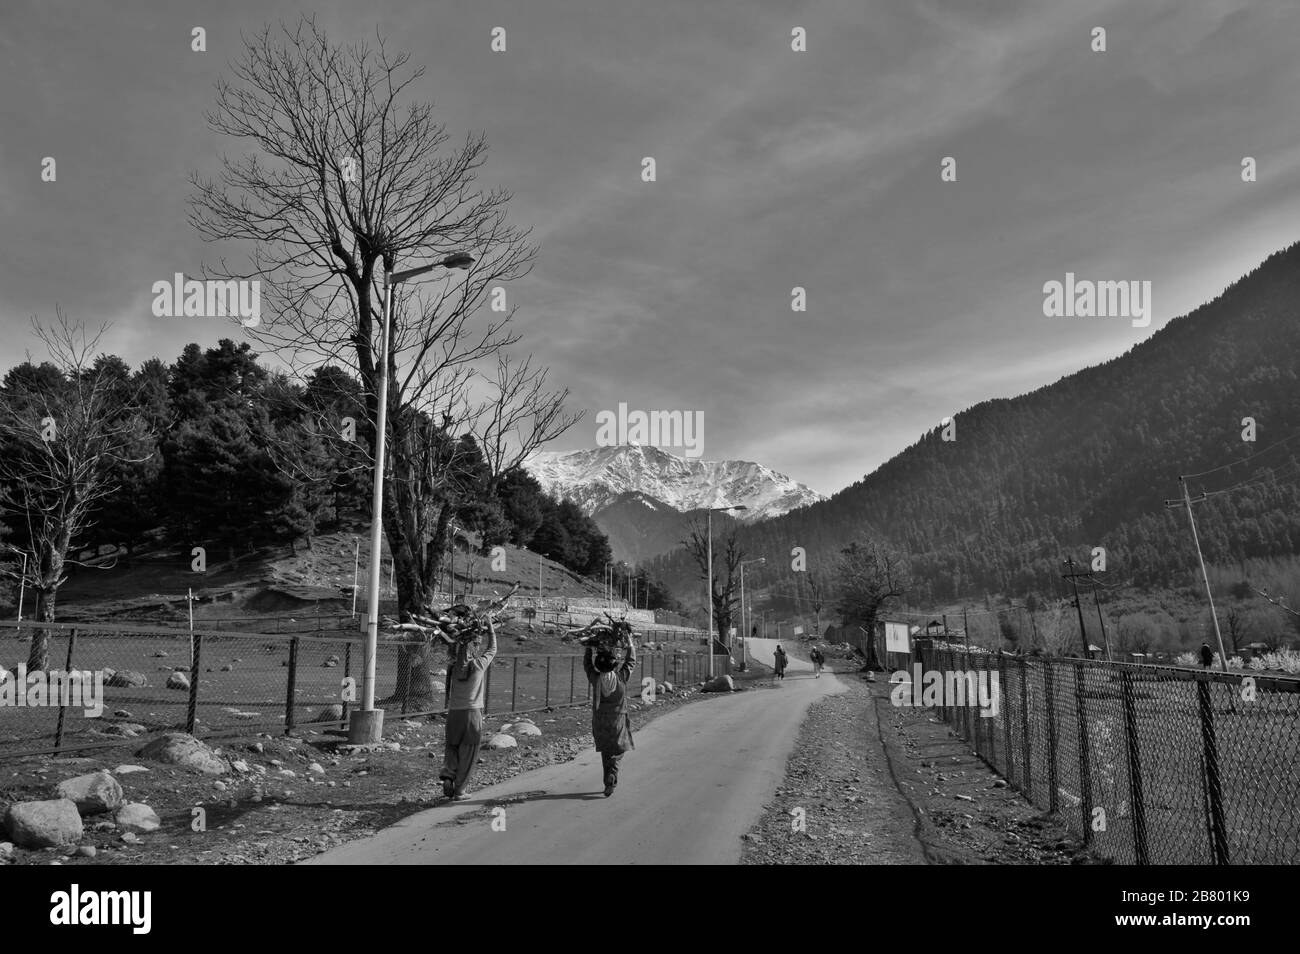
[1019, 657, 1032, 800]
[186, 629, 203, 735]
[1044, 660, 1059, 814]
[1073, 663, 1095, 845]
[1196, 679, 1231, 864]
[545, 656, 551, 708]
[511, 656, 518, 713]
[1120, 669, 1149, 864]
[284, 636, 300, 734]
[341, 642, 352, 727]
[54, 628, 78, 753]
[570, 656, 575, 704]
[998, 654, 1011, 781]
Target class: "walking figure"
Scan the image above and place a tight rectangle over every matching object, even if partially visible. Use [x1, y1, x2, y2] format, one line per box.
[584, 633, 637, 797]
[439, 619, 497, 800]
[773, 643, 788, 681]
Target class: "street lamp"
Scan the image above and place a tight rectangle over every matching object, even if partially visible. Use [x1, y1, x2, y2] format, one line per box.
[3, 544, 28, 627]
[738, 557, 765, 671]
[706, 505, 747, 678]
[350, 251, 474, 745]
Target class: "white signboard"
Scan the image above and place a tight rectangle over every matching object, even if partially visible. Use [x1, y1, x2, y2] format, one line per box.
[793, 625, 804, 636]
[884, 621, 910, 653]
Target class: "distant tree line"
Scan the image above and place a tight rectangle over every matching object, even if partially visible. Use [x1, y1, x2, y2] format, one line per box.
[0, 338, 612, 611]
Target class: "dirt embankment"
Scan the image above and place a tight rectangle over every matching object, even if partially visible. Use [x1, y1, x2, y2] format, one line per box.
[742, 669, 1101, 865]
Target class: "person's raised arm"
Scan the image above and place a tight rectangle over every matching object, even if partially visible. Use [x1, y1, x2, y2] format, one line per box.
[619, 636, 637, 681]
[479, 620, 498, 668]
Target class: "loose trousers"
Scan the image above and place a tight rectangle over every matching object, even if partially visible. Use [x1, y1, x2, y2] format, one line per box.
[440, 707, 484, 794]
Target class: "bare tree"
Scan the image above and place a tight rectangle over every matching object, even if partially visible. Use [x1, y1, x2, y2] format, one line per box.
[0, 314, 151, 669]
[682, 523, 742, 655]
[188, 19, 578, 708]
[833, 540, 909, 669]
[804, 570, 826, 634]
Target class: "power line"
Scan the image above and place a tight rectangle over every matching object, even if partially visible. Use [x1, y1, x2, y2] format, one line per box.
[1183, 428, 1300, 481]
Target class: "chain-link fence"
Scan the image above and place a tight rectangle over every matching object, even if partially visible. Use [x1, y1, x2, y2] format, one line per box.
[0, 619, 726, 759]
[916, 641, 1300, 864]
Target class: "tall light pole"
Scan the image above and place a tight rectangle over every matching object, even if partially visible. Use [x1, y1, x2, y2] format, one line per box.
[739, 557, 765, 671]
[706, 505, 747, 677]
[3, 544, 28, 627]
[350, 251, 474, 744]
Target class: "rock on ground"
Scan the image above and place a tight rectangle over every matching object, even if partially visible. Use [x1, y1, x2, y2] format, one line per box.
[116, 803, 160, 834]
[4, 799, 84, 849]
[54, 771, 125, 815]
[137, 733, 228, 775]
[486, 733, 518, 749]
[166, 671, 191, 691]
[106, 670, 148, 688]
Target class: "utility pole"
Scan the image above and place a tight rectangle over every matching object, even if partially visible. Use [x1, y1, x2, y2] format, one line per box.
[1061, 558, 1093, 657]
[1165, 477, 1231, 672]
[1088, 574, 1112, 661]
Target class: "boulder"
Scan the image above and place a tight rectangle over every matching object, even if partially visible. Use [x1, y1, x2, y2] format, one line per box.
[165, 671, 191, 691]
[113, 765, 150, 775]
[701, 675, 735, 693]
[136, 733, 228, 775]
[510, 722, 542, 737]
[4, 799, 83, 849]
[663, 682, 674, 693]
[485, 733, 518, 750]
[98, 723, 146, 738]
[54, 771, 125, 815]
[106, 670, 148, 688]
[115, 803, 160, 834]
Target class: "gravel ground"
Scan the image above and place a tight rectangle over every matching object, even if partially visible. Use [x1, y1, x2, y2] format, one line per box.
[742, 668, 1103, 865]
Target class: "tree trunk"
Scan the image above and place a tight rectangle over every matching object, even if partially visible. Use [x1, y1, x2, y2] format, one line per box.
[27, 586, 56, 671]
[379, 525, 446, 712]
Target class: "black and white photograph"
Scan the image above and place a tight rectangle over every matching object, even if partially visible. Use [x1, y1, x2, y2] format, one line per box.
[0, 0, 1293, 925]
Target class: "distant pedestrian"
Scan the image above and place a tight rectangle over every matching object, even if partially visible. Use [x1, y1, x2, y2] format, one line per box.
[439, 619, 498, 800]
[773, 644, 788, 681]
[810, 646, 824, 677]
[584, 634, 637, 797]
[1199, 642, 1215, 669]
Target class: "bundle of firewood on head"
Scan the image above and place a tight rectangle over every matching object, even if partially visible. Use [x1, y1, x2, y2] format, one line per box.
[381, 582, 521, 647]
[567, 611, 638, 656]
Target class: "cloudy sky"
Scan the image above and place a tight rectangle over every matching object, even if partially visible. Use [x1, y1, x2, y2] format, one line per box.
[2, 0, 1299, 496]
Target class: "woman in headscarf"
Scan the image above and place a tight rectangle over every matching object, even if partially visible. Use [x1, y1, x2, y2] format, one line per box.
[773, 643, 788, 681]
[583, 634, 637, 797]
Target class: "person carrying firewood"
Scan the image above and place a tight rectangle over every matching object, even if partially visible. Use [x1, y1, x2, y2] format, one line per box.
[439, 618, 498, 800]
[583, 632, 637, 797]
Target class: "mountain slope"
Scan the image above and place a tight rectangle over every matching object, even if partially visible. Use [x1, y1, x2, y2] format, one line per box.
[648, 241, 1300, 603]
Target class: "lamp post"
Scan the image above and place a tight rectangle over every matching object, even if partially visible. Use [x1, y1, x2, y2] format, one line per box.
[705, 505, 747, 677]
[349, 251, 474, 745]
[738, 557, 765, 671]
[3, 545, 27, 627]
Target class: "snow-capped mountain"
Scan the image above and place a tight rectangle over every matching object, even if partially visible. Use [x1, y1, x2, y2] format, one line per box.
[525, 444, 824, 524]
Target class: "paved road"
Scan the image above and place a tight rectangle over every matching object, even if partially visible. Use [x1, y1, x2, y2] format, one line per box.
[744, 636, 812, 674]
[307, 671, 842, 865]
